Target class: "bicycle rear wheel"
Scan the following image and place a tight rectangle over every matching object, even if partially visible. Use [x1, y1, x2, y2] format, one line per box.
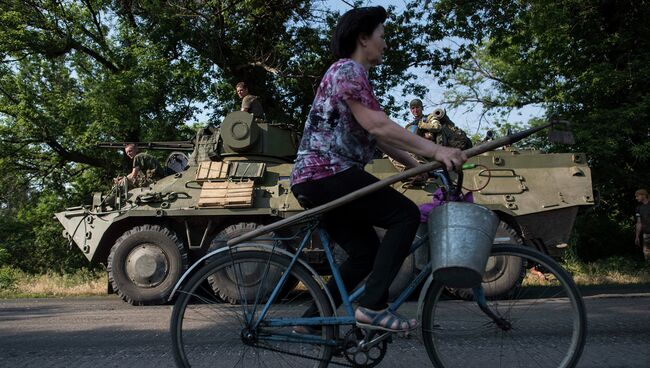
[171, 249, 335, 367]
[421, 245, 587, 368]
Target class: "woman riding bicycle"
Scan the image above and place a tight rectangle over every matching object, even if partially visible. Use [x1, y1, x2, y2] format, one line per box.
[290, 6, 467, 333]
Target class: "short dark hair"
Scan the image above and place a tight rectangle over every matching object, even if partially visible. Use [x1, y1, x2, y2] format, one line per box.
[331, 6, 387, 59]
[236, 81, 247, 90]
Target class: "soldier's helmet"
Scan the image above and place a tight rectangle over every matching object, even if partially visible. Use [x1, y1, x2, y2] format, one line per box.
[409, 98, 423, 108]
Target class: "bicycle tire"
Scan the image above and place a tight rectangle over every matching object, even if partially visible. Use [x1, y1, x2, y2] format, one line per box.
[171, 249, 335, 367]
[421, 245, 587, 368]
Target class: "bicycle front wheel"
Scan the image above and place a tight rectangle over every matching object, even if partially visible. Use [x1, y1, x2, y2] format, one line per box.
[171, 249, 335, 367]
[421, 245, 587, 368]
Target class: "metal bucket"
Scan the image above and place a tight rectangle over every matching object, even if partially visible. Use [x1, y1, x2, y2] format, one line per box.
[428, 202, 499, 288]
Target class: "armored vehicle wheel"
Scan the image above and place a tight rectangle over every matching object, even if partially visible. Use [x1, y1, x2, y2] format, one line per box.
[449, 221, 526, 300]
[108, 225, 188, 306]
[207, 222, 298, 304]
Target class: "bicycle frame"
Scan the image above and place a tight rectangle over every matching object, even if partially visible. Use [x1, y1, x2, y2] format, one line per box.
[246, 217, 444, 347]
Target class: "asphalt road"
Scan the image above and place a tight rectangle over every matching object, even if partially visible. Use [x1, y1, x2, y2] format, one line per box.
[0, 285, 649, 368]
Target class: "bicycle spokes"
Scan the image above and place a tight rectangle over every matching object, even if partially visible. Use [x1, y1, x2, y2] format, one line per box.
[171, 249, 336, 368]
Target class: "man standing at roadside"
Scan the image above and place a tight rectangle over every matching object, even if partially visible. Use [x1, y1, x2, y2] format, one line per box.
[634, 189, 650, 266]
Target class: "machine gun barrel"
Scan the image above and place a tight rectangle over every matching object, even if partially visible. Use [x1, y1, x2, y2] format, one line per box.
[431, 107, 454, 126]
[96, 141, 194, 150]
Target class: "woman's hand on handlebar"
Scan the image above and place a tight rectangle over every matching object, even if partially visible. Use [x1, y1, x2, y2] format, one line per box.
[431, 145, 467, 171]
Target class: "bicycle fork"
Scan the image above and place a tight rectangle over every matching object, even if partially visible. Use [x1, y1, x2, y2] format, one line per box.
[473, 286, 512, 331]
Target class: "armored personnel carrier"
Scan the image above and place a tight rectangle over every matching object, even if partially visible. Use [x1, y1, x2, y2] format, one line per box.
[55, 111, 594, 305]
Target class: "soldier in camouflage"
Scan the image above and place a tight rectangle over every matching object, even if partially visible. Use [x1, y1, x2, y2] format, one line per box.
[389, 99, 428, 173]
[117, 144, 165, 188]
[405, 99, 429, 137]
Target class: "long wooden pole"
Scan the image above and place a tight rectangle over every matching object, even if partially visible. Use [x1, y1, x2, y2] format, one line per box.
[226, 123, 553, 247]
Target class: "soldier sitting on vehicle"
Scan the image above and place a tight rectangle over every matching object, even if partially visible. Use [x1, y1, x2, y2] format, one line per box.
[114, 143, 166, 189]
[482, 130, 495, 143]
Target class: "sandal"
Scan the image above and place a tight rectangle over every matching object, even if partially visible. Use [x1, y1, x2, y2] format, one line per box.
[355, 306, 417, 332]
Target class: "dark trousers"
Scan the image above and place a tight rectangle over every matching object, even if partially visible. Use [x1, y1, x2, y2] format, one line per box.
[292, 168, 420, 310]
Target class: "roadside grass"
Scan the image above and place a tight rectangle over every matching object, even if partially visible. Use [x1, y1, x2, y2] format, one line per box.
[0, 266, 107, 298]
[0, 255, 648, 299]
[562, 255, 650, 285]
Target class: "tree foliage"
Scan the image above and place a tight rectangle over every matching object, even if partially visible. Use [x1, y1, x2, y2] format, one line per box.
[411, 0, 650, 258]
[2, 0, 646, 272]
[0, 0, 429, 272]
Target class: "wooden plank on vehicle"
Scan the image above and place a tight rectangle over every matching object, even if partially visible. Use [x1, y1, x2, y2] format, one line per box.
[196, 161, 230, 181]
[198, 181, 254, 208]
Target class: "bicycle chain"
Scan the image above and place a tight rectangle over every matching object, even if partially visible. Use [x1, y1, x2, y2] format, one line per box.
[251, 341, 354, 367]
[251, 329, 391, 368]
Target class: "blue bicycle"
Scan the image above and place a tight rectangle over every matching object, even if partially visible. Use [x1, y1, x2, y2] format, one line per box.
[169, 161, 587, 368]
[168, 122, 588, 368]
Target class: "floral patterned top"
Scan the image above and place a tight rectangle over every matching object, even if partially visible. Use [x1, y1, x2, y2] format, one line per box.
[290, 59, 382, 186]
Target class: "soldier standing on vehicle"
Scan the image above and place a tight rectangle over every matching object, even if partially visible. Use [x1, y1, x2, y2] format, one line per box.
[115, 144, 165, 188]
[389, 99, 429, 172]
[236, 81, 266, 120]
[405, 99, 430, 138]
[634, 188, 650, 266]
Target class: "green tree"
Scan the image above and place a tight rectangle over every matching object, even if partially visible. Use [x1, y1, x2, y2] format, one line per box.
[0, 0, 208, 272]
[412, 0, 650, 259]
[125, 1, 430, 121]
[0, 1, 430, 272]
